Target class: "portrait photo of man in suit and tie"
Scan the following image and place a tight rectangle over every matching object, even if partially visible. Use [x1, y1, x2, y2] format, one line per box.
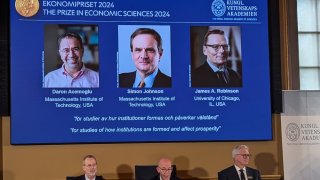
[118, 26, 172, 88]
[191, 26, 242, 87]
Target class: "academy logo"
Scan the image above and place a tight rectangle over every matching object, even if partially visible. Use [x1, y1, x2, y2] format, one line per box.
[286, 123, 300, 141]
[211, 0, 226, 17]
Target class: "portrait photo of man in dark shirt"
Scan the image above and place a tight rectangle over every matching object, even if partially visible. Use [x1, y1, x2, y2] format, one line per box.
[191, 26, 242, 87]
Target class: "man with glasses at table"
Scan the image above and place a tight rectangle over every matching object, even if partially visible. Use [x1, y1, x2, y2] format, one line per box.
[153, 158, 180, 180]
[74, 154, 105, 180]
[191, 29, 242, 87]
[44, 32, 99, 88]
[218, 145, 261, 180]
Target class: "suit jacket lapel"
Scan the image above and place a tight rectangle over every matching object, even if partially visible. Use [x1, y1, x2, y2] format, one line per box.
[232, 166, 241, 180]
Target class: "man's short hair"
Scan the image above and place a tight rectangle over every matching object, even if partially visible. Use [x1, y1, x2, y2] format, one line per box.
[58, 32, 84, 49]
[231, 145, 249, 158]
[130, 28, 163, 53]
[203, 29, 227, 45]
[82, 154, 97, 165]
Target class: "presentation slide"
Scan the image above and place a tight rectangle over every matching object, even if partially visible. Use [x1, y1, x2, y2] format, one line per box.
[10, 0, 272, 144]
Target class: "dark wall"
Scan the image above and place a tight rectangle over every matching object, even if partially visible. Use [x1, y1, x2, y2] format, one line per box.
[268, 0, 283, 113]
[0, 1, 8, 179]
[0, 0, 9, 116]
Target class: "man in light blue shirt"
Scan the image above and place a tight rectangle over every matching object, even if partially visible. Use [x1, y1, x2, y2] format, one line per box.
[119, 28, 171, 88]
[44, 32, 99, 88]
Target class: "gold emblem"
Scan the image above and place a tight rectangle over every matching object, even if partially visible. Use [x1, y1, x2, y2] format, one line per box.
[15, 0, 40, 17]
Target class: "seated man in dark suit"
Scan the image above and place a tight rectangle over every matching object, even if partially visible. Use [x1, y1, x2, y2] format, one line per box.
[192, 29, 242, 87]
[119, 28, 171, 88]
[74, 154, 105, 180]
[218, 145, 261, 180]
[152, 158, 180, 180]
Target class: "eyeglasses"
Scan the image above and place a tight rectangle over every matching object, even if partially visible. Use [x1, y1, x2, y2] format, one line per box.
[60, 47, 82, 55]
[205, 44, 229, 51]
[158, 167, 173, 173]
[237, 154, 252, 158]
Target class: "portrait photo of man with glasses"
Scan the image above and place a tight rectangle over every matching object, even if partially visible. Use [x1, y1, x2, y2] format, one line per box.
[44, 25, 99, 88]
[191, 26, 242, 87]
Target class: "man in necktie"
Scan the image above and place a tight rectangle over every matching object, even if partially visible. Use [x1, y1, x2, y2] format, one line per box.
[239, 169, 245, 180]
[216, 71, 229, 84]
[191, 28, 242, 87]
[138, 79, 145, 88]
[119, 27, 171, 88]
[218, 145, 262, 180]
